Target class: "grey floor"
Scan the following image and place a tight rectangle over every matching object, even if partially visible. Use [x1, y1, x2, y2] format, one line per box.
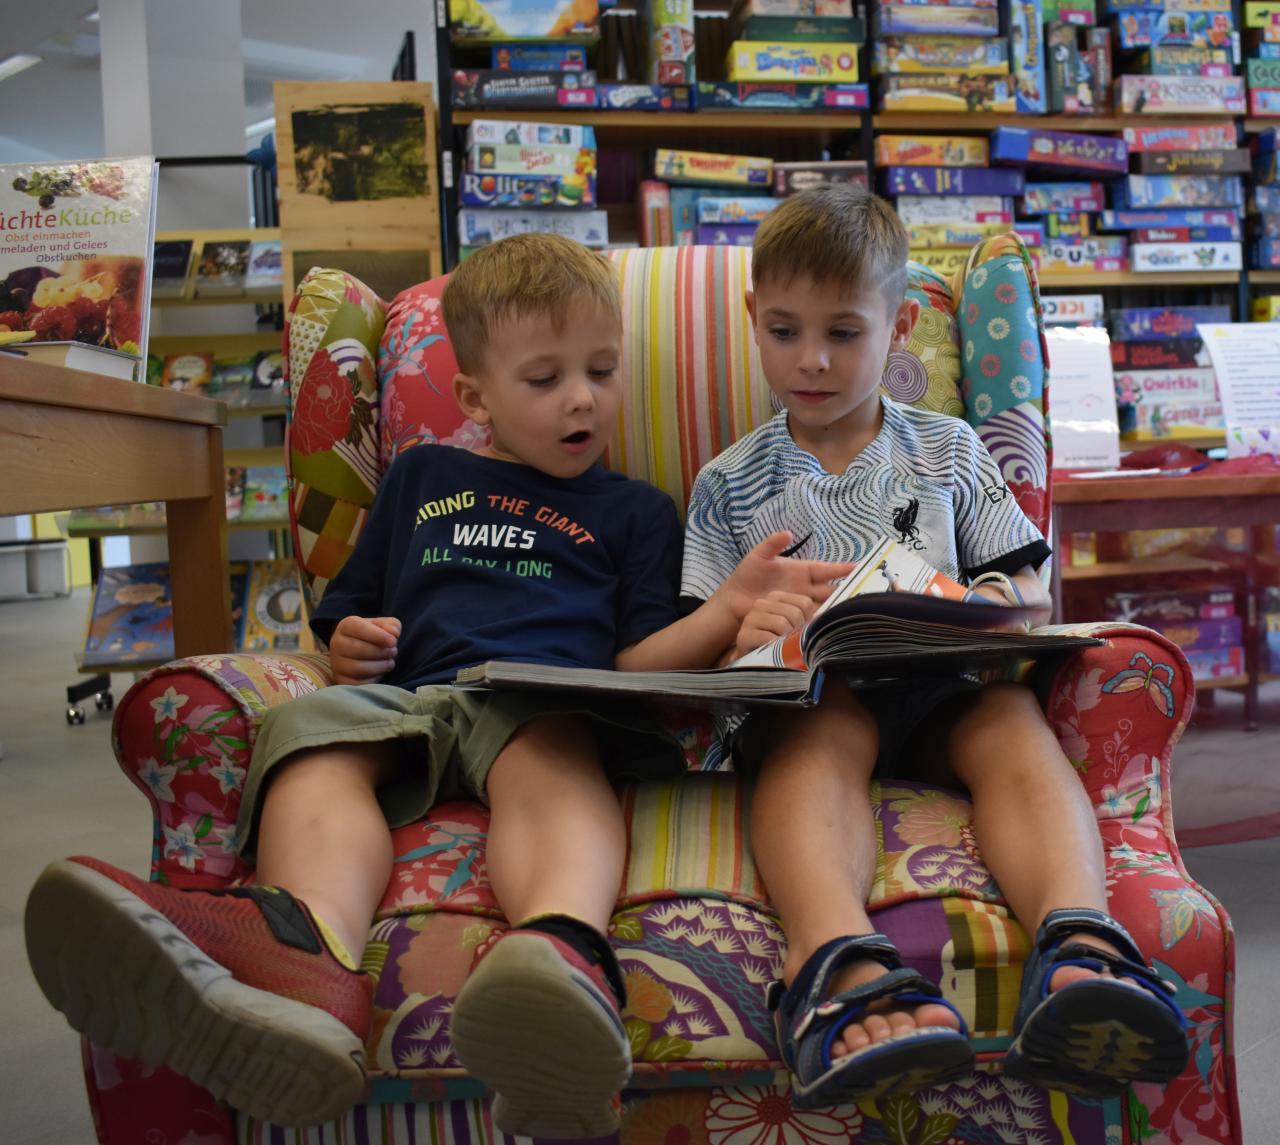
[0, 590, 1277, 1143]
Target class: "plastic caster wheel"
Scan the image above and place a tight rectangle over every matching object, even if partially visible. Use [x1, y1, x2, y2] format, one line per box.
[66, 706, 86, 726]
[94, 691, 114, 712]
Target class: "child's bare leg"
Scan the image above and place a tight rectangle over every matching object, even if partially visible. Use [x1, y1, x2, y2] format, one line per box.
[454, 716, 631, 1139]
[255, 742, 397, 962]
[750, 685, 959, 1059]
[485, 715, 624, 930]
[941, 681, 1124, 988]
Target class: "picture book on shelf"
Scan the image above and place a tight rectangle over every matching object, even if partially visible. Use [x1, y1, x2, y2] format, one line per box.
[225, 467, 246, 520]
[455, 537, 1101, 707]
[159, 351, 214, 392]
[194, 240, 251, 296]
[242, 560, 305, 651]
[0, 155, 158, 379]
[82, 562, 174, 668]
[0, 338, 139, 380]
[244, 239, 283, 292]
[240, 466, 288, 522]
[251, 349, 285, 390]
[229, 561, 250, 650]
[151, 239, 194, 298]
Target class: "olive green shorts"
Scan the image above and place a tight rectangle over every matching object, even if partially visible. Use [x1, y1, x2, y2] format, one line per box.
[236, 682, 687, 860]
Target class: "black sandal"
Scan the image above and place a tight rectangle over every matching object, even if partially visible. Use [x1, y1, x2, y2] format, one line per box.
[770, 933, 975, 1108]
[1004, 908, 1190, 1096]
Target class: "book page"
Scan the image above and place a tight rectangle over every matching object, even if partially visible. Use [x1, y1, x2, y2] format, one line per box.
[1196, 322, 1280, 459]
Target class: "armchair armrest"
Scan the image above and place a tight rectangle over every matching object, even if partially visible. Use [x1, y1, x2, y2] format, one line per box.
[1037, 623, 1194, 848]
[112, 652, 334, 888]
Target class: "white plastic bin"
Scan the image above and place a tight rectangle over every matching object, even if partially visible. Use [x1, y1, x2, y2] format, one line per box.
[26, 542, 70, 595]
[0, 545, 27, 596]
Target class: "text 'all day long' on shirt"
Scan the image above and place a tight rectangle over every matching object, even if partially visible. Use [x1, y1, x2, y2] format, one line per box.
[311, 446, 684, 690]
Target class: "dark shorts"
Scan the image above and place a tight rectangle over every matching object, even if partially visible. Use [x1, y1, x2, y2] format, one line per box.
[727, 675, 985, 781]
[236, 682, 687, 860]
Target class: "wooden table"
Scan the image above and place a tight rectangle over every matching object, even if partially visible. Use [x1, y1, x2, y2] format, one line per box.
[0, 357, 232, 657]
[1052, 470, 1280, 728]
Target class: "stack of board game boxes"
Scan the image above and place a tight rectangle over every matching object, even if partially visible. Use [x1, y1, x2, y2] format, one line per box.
[456, 119, 608, 255]
[639, 152, 867, 246]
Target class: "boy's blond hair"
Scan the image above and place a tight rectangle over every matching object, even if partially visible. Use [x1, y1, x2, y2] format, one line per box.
[752, 184, 910, 314]
[442, 233, 621, 374]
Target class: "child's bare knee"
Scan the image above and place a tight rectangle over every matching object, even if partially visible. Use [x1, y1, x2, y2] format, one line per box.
[967, 680, 1043, 725]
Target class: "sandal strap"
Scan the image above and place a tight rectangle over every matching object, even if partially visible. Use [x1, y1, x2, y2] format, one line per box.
[768, 933, 902, 1019]
[1015, 908, 1183, 1034]
[770, 935, 971, 1081]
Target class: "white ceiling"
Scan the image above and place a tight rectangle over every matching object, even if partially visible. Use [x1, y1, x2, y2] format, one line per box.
[0, 0, 439, 162]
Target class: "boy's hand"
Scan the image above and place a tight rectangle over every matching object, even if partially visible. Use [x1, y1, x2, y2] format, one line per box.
[329, 615, 401, 685]
[735, 590, 817, 657]
[715, 532, 854, 624]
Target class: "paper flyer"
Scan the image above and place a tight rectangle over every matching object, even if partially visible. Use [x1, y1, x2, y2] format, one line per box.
[1044, 326, 1121, 470]
[1196, 323, 1280, 458]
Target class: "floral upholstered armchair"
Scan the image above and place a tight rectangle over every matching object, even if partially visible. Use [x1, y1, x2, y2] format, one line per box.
[94, 240, 1240, 1145]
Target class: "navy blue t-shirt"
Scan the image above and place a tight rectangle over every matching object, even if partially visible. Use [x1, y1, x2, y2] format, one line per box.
[311, 446, 684, 689]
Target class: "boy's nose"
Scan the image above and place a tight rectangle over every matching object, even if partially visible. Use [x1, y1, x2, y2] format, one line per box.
[798, 343, 830, 373]
[565, 374, 596, 410]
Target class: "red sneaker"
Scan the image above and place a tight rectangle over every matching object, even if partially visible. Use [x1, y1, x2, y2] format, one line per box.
[451, 922, 631, 1140]
[25, 856, 371, 1127]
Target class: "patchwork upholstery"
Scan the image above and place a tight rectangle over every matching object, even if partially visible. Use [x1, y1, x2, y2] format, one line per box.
[97, 244, 1238, 1145]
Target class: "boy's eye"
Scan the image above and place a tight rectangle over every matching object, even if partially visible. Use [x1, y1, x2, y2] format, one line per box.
[525, 375, 557, 387]
[830, 329, 860, 342]
[768, 326, 795, 340]
[589, 365, 618, 379]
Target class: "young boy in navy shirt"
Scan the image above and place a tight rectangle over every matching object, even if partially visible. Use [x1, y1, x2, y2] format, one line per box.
[681, 185, 1190, 1107]
[25, 234, 850, 1137]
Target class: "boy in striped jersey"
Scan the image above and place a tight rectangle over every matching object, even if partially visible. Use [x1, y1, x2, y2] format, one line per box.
[681, 185, 1188, 1107]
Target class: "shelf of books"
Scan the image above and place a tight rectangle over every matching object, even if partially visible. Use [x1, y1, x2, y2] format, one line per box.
[80, 558, 311, 673]
[152, 228, 284, 306]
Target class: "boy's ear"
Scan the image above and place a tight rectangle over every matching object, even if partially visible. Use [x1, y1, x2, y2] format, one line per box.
[890, 297, 920, 351]
[452, 372, 491, 426]
[744, 290, 758, 339]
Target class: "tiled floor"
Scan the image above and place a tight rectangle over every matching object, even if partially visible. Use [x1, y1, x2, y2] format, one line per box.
[1, 589, 1277, 1143]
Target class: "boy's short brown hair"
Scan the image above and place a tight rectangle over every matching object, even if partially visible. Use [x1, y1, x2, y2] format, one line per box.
[751, 184, 910, 314]
[442, 233, 621, 374]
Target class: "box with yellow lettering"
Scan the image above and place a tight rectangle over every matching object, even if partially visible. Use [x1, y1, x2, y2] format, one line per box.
[726, 41, 860, 81]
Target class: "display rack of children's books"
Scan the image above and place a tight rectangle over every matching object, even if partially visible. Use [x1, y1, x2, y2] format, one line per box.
[78, 558, 301, 672]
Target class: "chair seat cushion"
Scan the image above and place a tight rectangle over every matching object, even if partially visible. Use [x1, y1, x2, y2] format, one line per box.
[358, 775, 1024, 1096]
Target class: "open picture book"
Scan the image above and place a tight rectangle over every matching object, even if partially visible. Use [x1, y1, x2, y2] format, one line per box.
[454, 537, 1102, 707]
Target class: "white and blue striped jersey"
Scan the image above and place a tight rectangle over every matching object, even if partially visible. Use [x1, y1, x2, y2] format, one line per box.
[681, 396, 1050, 605]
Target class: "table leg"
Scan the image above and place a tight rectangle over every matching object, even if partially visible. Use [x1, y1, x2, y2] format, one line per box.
[1049, 508, 1064, 623]
[166, 425, 232, 657]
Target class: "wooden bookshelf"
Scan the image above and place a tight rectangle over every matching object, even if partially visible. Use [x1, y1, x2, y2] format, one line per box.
[873, 113, 1238, 133]
[1038, 270, 1241, 288]
[1122, 430, 1226, 451]
[1060, 555, 1233, 582]
[1250, 271, 1280, 286]
[1196, 675, 1252, 691]
[452, 108, 860, 132]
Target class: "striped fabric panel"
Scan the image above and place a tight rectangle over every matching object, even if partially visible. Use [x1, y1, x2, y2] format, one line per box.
[240, 1100, 520, 1144]
[609, 247, 775, 517]
[618, 773, 768, 907]
[940, 896, 1030, 1040]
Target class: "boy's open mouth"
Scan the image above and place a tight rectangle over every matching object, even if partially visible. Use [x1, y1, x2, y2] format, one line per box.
[561, 430, 592, 444]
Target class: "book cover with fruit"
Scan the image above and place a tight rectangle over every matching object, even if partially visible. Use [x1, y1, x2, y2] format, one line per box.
[0, 156, 158, 379]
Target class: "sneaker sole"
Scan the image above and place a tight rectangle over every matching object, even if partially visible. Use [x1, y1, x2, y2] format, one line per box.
[25, 860, 366, 1127]
[1005, 978, 1190, 1096]
[451, 934, 630, 1139]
